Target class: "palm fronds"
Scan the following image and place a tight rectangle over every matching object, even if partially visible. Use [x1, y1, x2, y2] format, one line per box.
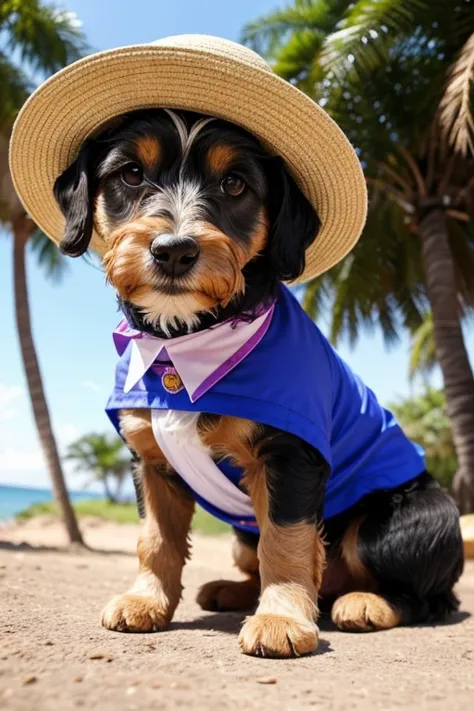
[320, 0, 429, 76]
[408, 312, 436, 381]
[439, 32, 474, 157]
[1, 0, 88, 75]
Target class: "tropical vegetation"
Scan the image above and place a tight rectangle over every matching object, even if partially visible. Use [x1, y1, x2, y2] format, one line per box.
[391, 388, 456, 490]
[66, 433, 131, 504]
[244, 0, 474, 511]
[17, 498, 230, 535]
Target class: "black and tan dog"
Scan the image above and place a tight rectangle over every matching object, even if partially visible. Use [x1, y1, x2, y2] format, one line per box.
[53, 109, 464, 658]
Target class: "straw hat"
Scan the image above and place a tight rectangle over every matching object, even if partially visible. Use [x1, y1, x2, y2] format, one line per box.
[9, 34, 367, 282]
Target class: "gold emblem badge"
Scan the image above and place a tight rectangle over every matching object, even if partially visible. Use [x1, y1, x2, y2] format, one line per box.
[161, 368, 184, 394]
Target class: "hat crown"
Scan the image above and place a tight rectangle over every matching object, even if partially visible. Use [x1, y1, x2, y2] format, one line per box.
[151, 34, 271, 74]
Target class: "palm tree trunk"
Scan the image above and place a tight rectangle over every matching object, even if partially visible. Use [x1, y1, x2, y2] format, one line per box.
[103, 475, 117, 504]
[12, 211, 84, 544]
[419, 207, 474, 513]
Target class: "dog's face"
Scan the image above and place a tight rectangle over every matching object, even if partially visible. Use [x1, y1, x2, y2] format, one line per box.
[54, 109, 319, 331]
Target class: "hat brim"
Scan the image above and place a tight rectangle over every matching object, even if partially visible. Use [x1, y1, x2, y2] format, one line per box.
[9, 41, 367, 282]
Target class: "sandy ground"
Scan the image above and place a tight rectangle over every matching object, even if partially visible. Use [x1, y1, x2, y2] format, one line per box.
[1, 517, 474, 711]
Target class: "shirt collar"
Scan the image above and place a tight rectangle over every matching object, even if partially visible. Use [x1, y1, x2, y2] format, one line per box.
[113, 303, 275, 403]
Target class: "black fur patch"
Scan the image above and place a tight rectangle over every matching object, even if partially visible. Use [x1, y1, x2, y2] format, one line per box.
[257, 426, 330, 526]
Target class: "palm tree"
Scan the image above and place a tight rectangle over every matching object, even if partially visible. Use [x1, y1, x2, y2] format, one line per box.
[66, 434, 131, 504]
[1, 1, 89, 544]
[244, 0, 474, 512]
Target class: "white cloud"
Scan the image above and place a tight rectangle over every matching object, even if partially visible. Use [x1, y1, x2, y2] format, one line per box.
[0, 446, 45, 473]
[0, 408, 20, 421]
[0, 383, 23, 407]
[80, 380, 102, 393]
[56, 423, 81, 447]
[0, 385, 24, 420]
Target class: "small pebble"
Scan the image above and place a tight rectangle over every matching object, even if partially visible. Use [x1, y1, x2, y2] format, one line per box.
[126, 687, 137, 696]
[23, 675, 38, 686]
[257, 676, 277, 685]
[87, 649, 113, 661]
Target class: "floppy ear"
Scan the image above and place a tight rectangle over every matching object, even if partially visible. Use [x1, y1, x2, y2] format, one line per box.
[266, 157, 320, 281]
[53, 141, 99, 257]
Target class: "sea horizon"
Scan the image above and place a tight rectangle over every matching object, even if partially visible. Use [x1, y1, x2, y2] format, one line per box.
[0, 483, 103, 522]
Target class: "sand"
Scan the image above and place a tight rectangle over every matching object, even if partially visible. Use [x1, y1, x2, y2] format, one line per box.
[1, 516, 473, 711]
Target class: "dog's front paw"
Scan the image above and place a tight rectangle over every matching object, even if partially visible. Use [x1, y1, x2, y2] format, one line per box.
[101, 594, 170, 633]
[238, 614, 319, 658]
[331, 592, 401, 632]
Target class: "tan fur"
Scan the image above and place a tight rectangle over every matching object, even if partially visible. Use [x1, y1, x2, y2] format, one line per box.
[331, 592, 401, 632]
[198, 415, 262, 471]
[239, 614, 318, 658]
[135, 136, 161, 168]
[340, 516, 376, 590]
[232, 535, 259, 575]
[119, 409, 168, 463]
[102, 458, 194, 633]
[206, 144, 237, 175]
[94, 192, 111, 239]
[103, 216, 172, 300]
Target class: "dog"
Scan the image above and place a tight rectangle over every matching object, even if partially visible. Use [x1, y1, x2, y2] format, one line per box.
[53, 108, 464, 658]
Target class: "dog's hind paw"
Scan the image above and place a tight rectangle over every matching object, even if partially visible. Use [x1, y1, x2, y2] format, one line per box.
[331, 592, 401, 632]
[101, 593, 170, 633]
[238, 614, 319, 658]
[196, 578, 260, 612]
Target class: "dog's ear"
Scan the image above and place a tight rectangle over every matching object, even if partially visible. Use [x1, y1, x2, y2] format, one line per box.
[266, 157, 320, 281]
[53, 141, 99, 257]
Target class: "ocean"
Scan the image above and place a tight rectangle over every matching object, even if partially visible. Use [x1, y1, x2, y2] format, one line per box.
[0, 484, 101, 522]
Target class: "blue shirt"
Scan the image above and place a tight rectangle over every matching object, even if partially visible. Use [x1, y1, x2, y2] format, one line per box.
[106, 285, 425, 530]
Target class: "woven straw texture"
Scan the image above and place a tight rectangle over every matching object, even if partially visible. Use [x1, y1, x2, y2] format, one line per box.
[9, 34, 367, 282]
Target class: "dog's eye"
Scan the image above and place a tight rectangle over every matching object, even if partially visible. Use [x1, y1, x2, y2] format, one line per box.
[121, 162, 144, 187]
[221, 174, 246, 197]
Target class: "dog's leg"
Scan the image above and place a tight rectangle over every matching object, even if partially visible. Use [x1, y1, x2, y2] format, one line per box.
[238, 430, 329, 658]
[102, 410, 194, 632]
[196, 529, 261, 612]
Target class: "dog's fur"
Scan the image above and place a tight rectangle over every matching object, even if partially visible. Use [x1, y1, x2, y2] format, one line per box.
[54, 109, 464, 658]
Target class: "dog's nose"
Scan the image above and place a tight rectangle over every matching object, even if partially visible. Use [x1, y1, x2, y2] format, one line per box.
[150, 235, 200, 277]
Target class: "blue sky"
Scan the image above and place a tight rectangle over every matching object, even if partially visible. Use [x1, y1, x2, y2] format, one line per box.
[2, 0, 473, 490]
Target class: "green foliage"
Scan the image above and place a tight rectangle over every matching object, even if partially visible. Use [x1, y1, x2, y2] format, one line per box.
[193, 507, 231, 536]
[66, 433, 130, 503]
[245, 0, 474, 354]
[408, 311, 436, 381]
[243, 1, 353, 91]
[390, 388, 456, 489]
[17, 499, 230, 535]
[0, 0, 88, 76]
[1, 0, 88, 275]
